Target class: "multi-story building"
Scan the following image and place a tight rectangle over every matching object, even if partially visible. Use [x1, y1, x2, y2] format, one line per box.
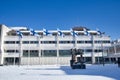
[104, 39, 120, 63]
[0, 24, 111, 65]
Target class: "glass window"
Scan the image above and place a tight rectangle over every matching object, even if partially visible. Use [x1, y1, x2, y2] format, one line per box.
[30, 50, 39, 57]
[23, 50, 29, 57]
[41, 50, 57, 57]
[5, 50, 19, 53]
[77, 41, 84, 43]
[85, 49, 92, 52]
[59, 41, 75, 44]
[41, 41, 57, 44]
[22, 41, 29, 44]
[23, 50, 39, 57]
[16, 41, 20, 44]
[59, 50, 71, 57]
[85, 41, 92, 43]
[4, 41, 15, 44]
[30, 41, 39, 44]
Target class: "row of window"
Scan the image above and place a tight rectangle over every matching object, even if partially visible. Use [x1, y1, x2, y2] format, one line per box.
[5, 49, 103, 57]
[105, 45, 120, 54]
[4, 40, 110, 44]
[5, 50, 19, 53]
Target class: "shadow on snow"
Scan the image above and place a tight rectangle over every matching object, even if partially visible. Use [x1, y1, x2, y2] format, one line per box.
[60, 64, 120, 80]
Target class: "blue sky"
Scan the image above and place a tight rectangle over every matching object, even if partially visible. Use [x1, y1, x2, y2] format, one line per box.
[0, 0, 120, 40]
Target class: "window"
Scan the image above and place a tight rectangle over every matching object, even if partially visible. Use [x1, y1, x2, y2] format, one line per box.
[59, 41, 75, 44]
[59, 50, 71, 57]
[4, 41, 20, 44]
[23, 50, 29, 57]
[85, 49, 92, 52]
[95, 40, 110, 44]
[5, 50, 19, 53]
[41, 41, 57, 44]
[4, 41, 15, 44]
[41, 50, 57, 57]
[30, 50, 39, 57]
[30, 41, 39, 44]
[85, 41, 92, 43]
[22, 41, 29, 44]
[16, 41, 20, 44]
[77, 41, 84, 43]
[23, 50, 39, 57]
[94, 49, 102, 52]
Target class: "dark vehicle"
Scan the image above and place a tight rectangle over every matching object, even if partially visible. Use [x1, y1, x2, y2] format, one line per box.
[70, 48, 86, 69]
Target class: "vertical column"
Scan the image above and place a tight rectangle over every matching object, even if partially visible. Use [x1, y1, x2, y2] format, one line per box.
[56, 35, 59, 65]
[91, 35, 95, 64]
[101, 40, 105, 66]
[19, 37, 22, 66]
[0, 25, 4, 65]
[0, 25, 8, 65]
[28, 36, 30, 66]
[13, 41, 16, 65]
[38, 36, 41, 65]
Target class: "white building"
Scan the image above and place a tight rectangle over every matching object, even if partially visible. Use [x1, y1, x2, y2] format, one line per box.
[0, 24, 111, 65]
[104, 39, 120, 63]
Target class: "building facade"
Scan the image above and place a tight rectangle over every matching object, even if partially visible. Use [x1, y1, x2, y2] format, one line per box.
[0, 24, 111, 65]
[104, 39, 120, 63]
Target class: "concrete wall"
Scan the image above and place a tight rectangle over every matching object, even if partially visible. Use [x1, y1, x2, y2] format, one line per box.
[0, 25, 10, 65]
[21, 57, 71, 65]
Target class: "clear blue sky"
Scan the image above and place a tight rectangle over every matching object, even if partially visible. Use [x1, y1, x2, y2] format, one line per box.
[0, 0, 120, 40]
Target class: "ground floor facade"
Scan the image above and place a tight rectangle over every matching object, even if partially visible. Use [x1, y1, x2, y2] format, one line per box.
[3, 56, 119, 65]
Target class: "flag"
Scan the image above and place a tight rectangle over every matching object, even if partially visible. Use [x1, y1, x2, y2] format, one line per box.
[84, 28, 89, 36]
[97, 28, 102, 36]
[43, 28, 52, 36]
[27, 28, 39, 36]
[57, 28, 64, 37]
[70, 29, 78, 37]
[16, 30, 23, 38]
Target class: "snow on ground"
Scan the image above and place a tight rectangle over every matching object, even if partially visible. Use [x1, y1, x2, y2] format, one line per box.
[0, 64, 120, 80]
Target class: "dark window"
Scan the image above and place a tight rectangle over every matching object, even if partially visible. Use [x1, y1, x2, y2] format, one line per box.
[85, 49, 92, 52]
[85, 41, 92, 43]
[30, 41, 39, 44]
[23, 50, 29, 57]
[23, 50, 39, 57]
[59, 50, 71, 57]
[30, 50, 39, 57]
[41, 41, 57, 44]
[16, 41, 20, 44]
[77, 41, 84, 43]
[41, 50, 57, 57]
[94, 49, 102, 52]
[22, 41, 29, 44]
[5, 50, 19, 53]
[95, 40, 110, 44]
[4, 41, 20, 44]
[59, 41, 75, 44]
[4, 41, 15, 44]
